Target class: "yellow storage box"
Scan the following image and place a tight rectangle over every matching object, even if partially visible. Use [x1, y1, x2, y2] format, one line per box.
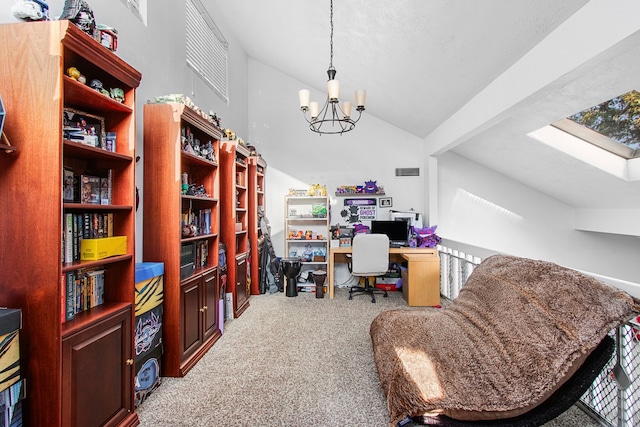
[81, 236, 127, 260]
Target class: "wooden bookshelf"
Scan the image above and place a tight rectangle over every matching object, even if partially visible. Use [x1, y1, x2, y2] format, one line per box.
[0, 21, 140, 427]
[143, 102, 222, 377]
[248, 155, 267, 294]
[220, 141, 252, 317]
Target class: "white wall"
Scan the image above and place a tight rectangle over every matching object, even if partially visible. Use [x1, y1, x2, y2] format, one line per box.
[246, 59, 425, 257]
[435, 151, 640, 283]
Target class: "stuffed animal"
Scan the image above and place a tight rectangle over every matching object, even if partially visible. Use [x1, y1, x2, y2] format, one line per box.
[364, 180, 378, 193]
[415, 225, 441, 248]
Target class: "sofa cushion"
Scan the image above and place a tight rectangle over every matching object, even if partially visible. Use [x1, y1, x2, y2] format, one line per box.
[370, 254, 639, 426]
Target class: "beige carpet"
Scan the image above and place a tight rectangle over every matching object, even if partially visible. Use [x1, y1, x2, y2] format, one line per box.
[136, 288, 599, 426]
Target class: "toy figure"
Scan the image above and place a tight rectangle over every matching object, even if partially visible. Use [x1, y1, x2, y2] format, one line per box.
[110, 87, 125, 103]
[12, 0, 49, 21]
[415, 225, 441, 248]
[364, 180, 378, 193]
[302, 244, 313, 262]
[59, 0, 97, 40]
[66, 67, 81, 80]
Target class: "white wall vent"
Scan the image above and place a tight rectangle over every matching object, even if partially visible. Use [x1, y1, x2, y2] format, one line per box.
[395, 167, 420, 177]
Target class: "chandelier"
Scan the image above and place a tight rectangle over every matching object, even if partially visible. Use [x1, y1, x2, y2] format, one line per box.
[298, 0, 366, 135]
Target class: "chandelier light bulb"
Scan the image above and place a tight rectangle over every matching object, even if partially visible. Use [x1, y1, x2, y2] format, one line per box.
[327, 80, 340, 102]
[355, 89, 367, 108]
[309, 101, 320, 119]
[342, 101, 352, 118]
[298, 89, 310, 110]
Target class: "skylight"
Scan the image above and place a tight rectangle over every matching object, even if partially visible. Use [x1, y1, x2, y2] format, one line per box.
[555, 90, 640, 159]
[528, 90, 640, 182]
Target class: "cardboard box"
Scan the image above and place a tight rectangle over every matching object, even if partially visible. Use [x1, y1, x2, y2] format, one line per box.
[134, 345, 162, 408]
[80, 236, 127, 260]
[135, 263, 164, 316]
[134, 305, 163, 361]
[0, 378, 26, 426]
[0, 309, 21, 393]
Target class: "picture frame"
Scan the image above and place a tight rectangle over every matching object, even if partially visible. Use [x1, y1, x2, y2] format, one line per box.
[63, 108, 106, 149]
[379, 197, 393, 208]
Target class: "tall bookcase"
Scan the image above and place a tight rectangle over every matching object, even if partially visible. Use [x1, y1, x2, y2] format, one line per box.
[220, 140, 251, 317]
[284, 196, 330, 291]
[143, 102, 223, 377]
[248, 156, 267, 295]
[0, 21, 140, 426]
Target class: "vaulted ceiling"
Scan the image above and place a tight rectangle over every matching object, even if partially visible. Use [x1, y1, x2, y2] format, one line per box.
[210, 0, 640, 219]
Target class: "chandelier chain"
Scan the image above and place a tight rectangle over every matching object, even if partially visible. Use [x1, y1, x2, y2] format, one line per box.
[329, 0, 334, 70]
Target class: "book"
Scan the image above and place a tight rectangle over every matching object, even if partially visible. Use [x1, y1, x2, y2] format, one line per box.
[65, 271, 76, 321]
[64, 213, 73, 263]
[72, 213, 79, 262]
[83, 212, 91, 239]
[106, 213, 114, 237]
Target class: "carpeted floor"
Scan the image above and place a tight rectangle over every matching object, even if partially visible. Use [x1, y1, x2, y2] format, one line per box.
[136, 288, 600, 427]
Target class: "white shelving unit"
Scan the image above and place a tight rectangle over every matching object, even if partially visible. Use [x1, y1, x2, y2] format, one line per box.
[284, 195, 330, 291]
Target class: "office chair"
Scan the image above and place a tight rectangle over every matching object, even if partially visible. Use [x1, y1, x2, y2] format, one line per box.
[349, 233, 389, 303]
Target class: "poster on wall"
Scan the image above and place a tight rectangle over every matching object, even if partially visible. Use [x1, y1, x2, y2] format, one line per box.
[340, 198, 377, 223]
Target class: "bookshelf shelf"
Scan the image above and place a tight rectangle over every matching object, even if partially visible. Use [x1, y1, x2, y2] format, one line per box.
[63, 140, 133, 162]
[0, 21, 141, 427]
[61, 254, 133, 273]
[61, 301, 131, 337]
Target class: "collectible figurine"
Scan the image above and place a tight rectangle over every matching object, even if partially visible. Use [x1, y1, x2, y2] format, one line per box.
[89, 79, 109, 96]
[110, 87, 125, 103]
[12, 0, 49, 21]
[59, 0, 98, 40]
[66, 67, 81, 80]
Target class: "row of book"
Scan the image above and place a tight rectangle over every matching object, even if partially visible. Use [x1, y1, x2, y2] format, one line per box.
[181, 208, 212, 236]
[63, 168, 113, 205]
[63, 212, 114, 264]
[62, 267, 105, 322]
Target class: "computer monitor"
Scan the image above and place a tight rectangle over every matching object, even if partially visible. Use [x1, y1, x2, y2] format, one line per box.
[370, 219, 409, 247]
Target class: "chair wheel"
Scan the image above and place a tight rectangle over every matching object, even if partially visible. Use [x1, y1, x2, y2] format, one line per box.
[383, 293, 388, 298]
[349, 295, 353, 300]
[372, 298, 376, 303]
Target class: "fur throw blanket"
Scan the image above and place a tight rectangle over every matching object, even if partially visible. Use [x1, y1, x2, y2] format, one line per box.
[370, 255, 639, 426]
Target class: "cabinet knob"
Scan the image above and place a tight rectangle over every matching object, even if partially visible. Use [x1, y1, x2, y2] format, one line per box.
[199, 307, 206, 312]
[126, 359, 134, 365]
[203, 305, 208, 310]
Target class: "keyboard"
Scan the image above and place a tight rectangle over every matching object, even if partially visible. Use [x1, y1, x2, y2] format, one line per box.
[389, 241, 406, 248]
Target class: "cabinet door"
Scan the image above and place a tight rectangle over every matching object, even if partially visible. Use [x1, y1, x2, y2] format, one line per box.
[235, 254, 248, 310]
[181, 275, 203, 360]
[203, 268, 219, 341]
[62, 307, 133, 427]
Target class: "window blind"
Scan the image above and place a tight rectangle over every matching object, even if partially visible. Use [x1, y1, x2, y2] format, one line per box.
[186, 0, 229, 103]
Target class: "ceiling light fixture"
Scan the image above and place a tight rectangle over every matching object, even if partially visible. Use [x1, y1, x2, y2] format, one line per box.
[298, 0, 366, 135]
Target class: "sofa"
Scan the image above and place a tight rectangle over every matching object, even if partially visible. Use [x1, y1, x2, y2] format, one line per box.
[370, 254, 639, 426]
